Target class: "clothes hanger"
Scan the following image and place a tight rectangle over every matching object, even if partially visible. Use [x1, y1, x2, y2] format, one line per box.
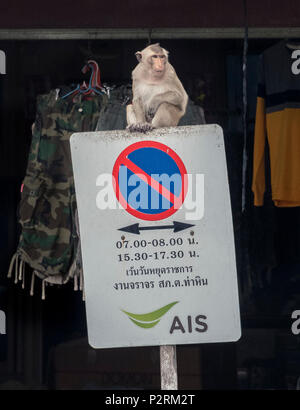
[83, 60, 103, 95]
[61, 60, 105, 99]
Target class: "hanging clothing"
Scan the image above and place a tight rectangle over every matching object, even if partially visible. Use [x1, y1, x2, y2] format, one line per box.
[96, 84, 132, 131]
[252, 40, 300, 207]
[8, 88, 107, 298]
[96, 83, 206, 131]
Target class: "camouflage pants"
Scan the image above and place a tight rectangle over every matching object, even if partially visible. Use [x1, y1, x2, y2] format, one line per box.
[8, 89, 108, 299]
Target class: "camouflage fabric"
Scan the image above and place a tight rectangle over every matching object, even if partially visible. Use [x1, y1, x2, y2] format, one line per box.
[8, 89, 107, 298]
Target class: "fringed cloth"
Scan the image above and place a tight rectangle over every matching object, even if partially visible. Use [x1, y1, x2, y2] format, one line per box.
[7, 251, 85, 301]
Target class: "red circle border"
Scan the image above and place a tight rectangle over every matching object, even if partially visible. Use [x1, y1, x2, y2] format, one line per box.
[112, 140, 188, 221]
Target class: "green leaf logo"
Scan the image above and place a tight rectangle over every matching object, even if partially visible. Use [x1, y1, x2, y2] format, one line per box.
[121, 301, 178, 329]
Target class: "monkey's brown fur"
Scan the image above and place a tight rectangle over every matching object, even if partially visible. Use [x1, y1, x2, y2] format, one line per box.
[127, 43, 188, 133]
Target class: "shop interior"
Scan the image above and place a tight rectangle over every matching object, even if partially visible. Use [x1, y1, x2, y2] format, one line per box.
[0, 36, 299, 390]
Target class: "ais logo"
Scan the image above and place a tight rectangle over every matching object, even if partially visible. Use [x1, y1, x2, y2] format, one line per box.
[169, 314, 208, 334]
[122, 302, 208, 334]
[122, 302, 178, 329]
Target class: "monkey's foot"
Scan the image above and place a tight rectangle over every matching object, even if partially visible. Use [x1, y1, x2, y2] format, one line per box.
[126, 123, 154, 133]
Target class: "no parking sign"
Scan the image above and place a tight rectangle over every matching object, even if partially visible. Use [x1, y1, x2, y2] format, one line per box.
[112, 140, 187, 221]
[70, 125, 241, 349]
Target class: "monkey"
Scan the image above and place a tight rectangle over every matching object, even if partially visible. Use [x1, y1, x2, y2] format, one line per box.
[126, 43, 188, 133]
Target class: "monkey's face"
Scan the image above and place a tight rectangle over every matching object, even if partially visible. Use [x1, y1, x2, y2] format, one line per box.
[148, 53, 167, 78]
[135, 44, 169, 80]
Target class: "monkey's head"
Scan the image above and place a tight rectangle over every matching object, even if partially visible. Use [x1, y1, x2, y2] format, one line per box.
[135, 43, 169, 79]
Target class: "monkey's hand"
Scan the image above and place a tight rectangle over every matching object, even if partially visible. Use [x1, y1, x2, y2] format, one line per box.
[147, 106, 157, 121]
[126, 123, 154, 133]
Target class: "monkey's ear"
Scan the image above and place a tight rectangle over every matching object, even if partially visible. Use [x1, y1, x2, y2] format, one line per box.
[135, 52, 142, 62]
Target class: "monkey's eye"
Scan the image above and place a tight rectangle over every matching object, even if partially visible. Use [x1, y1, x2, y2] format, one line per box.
[152, 55, 158, 59]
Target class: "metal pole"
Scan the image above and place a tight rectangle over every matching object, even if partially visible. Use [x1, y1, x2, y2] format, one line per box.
[160, 345, 178, 390]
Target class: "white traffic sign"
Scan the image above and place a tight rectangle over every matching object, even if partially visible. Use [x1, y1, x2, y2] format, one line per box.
[70, 125, 241, 349]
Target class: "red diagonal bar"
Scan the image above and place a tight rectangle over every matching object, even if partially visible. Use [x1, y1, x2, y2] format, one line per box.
[122, 157, 180, 205]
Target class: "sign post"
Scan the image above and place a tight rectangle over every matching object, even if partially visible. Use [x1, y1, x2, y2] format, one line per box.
[70, 125, 241, 388]
[160, 345, 178, 390]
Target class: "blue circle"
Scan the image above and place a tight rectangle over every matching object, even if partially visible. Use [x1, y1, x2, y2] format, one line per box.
[118, 147, 183, 215]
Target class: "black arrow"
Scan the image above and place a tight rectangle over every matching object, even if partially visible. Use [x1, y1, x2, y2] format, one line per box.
[118, 221, 195, 235]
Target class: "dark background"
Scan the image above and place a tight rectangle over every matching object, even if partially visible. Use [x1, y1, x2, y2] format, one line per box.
[0, 0, 300, 29]
[0, 0, 299, 390]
